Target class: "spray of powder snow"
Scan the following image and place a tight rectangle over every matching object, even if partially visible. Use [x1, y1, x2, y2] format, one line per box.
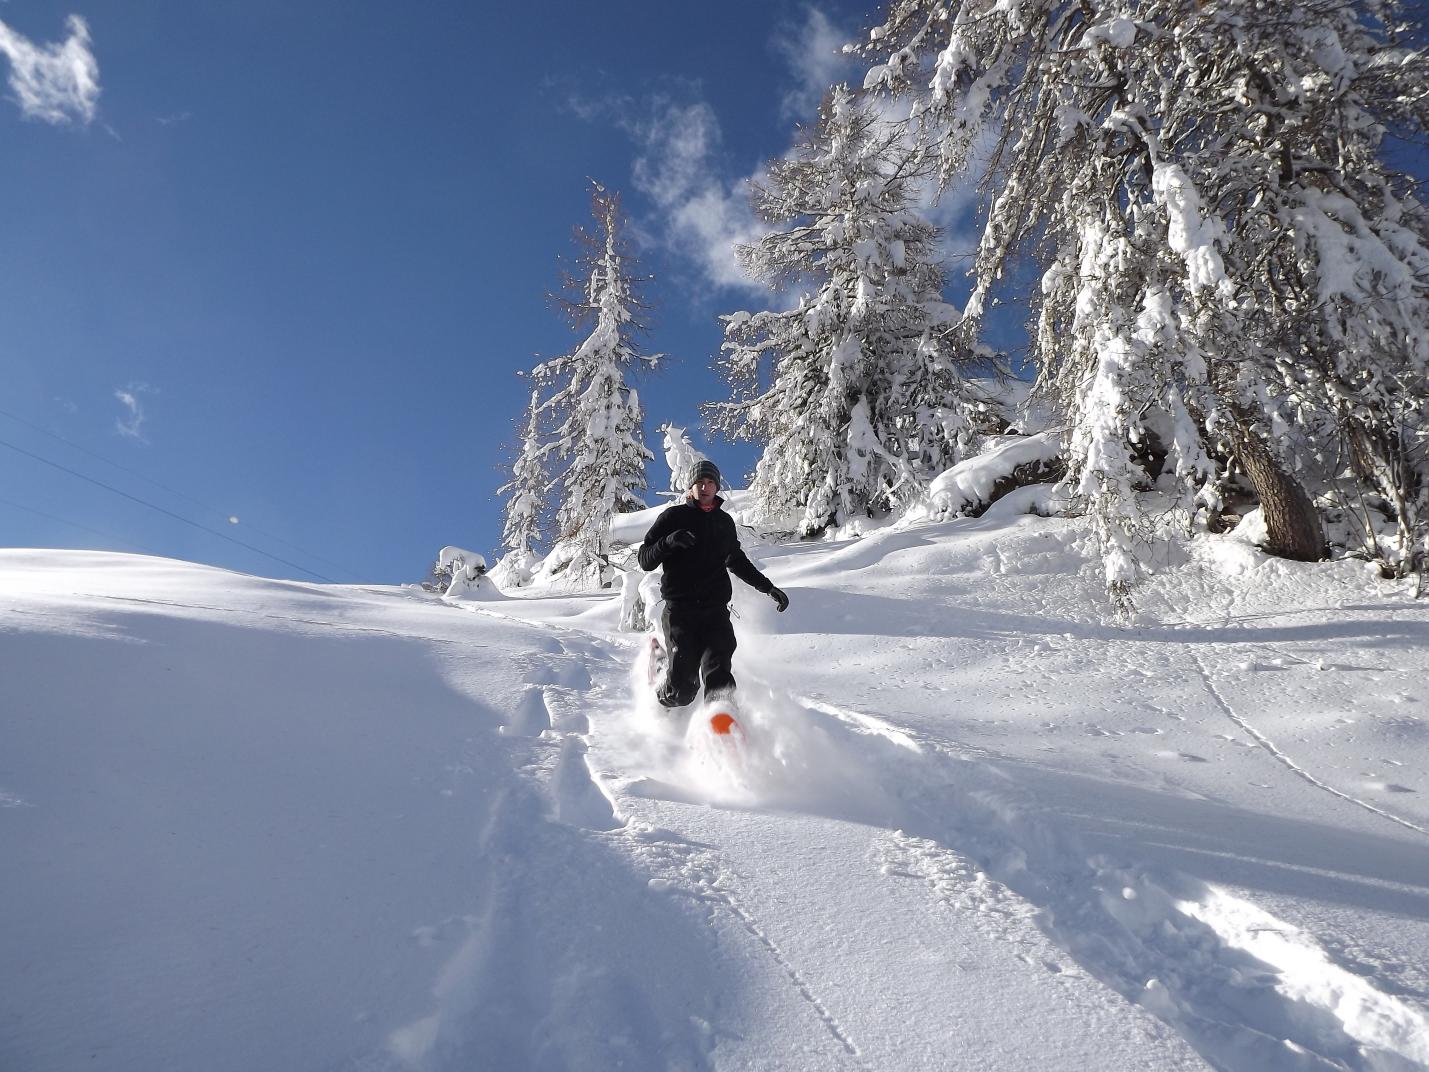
[616, 645, 910, 821]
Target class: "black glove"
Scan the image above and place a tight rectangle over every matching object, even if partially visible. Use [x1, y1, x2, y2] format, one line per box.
[665, 529, 696, 552]
[768, 586, 789, 612]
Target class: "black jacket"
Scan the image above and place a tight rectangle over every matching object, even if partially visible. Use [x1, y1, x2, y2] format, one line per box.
[638, 497, 773, 606]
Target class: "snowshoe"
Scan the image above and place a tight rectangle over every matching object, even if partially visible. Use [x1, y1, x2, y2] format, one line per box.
[703, 698, 745, 743]
[685, 696, 750, 785]
[646, 633, 669, 688]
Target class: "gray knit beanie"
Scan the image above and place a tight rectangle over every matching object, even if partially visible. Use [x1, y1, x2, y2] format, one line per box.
[688, 459, 722, 489]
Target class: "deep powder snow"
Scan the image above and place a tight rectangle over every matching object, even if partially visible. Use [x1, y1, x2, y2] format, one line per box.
[3, 510, 1428, 1070]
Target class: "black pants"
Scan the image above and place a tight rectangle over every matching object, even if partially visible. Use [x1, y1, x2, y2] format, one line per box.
[658, 601, 736, 708]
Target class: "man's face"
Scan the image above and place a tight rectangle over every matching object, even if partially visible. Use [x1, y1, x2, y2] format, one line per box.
[691, 477, 718, 504]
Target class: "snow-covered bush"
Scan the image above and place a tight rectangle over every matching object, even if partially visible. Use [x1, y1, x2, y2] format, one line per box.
[617, 568, 663, 633]
[426, 546, 487, 597]
[524, 539, 617, 593]
[489, 548, 539, 590]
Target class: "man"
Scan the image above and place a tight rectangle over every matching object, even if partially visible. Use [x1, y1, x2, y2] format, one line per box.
[638, 460, 789, 709]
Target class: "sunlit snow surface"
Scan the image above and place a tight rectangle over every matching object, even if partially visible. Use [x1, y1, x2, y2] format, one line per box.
[3, 512, 1429, 1070]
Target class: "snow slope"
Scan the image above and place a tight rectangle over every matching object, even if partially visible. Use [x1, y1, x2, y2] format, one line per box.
[3, 510, 1428, 1070]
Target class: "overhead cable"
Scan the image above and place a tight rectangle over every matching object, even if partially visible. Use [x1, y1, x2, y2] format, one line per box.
[0, 405, 360, 580]
[0, 494, 161, 556]
[0, 435, 337, 583]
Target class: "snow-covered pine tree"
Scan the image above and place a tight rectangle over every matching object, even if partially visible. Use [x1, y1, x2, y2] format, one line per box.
[497, 387, 548, 567]
[861, 0, 1429, 593]
[530, 183, 657, 586]
[709, 85, 988, 536]
[660, 424, 706, 496]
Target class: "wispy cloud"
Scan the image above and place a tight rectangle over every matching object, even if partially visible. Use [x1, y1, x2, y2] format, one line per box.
[629, 98, 721, 209]
[629, 99, 769, 295]
[561, 6, 973, 302]
[567, 91, 768, 297]
[114, 384, 155, 442]
[913, 122, 1001, 300]
[0, 14, 99, 125]
[772, 6, 861, 123]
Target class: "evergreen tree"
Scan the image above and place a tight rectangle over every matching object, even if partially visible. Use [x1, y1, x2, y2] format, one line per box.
[861, 0, 1429, 593]
[709, 86, 987, 536]
[660, 423, 707, 496]
[498, 387, 548, 561]
[529, 183, 657, 585]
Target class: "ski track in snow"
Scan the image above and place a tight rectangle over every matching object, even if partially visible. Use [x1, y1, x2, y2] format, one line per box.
[388, 621, 881, 1069]
[1190, 650, 1429, 838]
[623, 827, 869, 1067]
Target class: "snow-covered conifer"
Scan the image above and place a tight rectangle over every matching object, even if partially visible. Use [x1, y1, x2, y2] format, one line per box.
[861, 0, 1429, 591]
[660, 424, 706, 495]
[497, 387, 548, 560]
[710, 86, 988, 536]
[530, 184, 657, 585]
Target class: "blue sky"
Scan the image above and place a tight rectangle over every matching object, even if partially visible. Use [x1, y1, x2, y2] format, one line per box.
[2, 6, 1426, 586]
[1, 0, 903, 583]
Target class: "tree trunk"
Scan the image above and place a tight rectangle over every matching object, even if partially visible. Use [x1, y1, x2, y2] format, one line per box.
[1229, 413, 1325, 561]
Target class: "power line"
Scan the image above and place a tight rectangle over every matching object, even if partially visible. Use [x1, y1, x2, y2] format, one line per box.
[0, 405, 213, 511]
[0, 494, 162, 556]
[0, 406, 362, 580]
[0, 435, 338, 583]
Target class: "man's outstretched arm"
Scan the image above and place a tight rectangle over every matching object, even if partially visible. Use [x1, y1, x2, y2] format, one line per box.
[726, 546, 771, 593]
[727, 547, 789, 612]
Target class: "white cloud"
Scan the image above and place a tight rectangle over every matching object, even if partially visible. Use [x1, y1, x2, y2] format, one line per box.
[114, 384, 154, 442]
[625, 98, 769, 295]
[629, 99, 721, 208]
[562, 89, 768, 297]
[914, 123, 1001, 296]
[918, 168, 982, 249]
[772, 6, 861, 123]
[558, 8, 943, 301]
[0, 14, 99, 125]
[667, 181, 770, 292]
